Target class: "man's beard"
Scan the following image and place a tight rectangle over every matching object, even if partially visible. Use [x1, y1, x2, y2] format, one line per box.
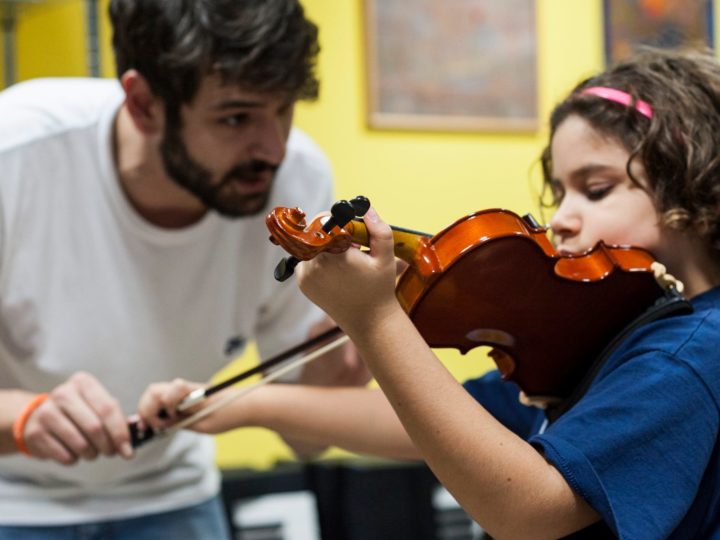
[159, 126, 278, 218]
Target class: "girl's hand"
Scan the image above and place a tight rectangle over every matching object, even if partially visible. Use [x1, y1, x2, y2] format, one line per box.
[295, 207, 401, 330]
[136, 378, 205, 433]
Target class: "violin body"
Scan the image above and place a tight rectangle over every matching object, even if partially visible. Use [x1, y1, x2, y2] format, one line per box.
[394, 209, 663, 398]
[267, 206, 669, 399]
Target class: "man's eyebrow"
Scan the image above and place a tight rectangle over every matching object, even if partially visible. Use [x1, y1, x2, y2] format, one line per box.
[212, 100, 265, 110]
[211, 97, 294, 111]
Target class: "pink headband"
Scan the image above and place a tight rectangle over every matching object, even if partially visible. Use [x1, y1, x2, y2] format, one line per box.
[580, 86, 653, 119]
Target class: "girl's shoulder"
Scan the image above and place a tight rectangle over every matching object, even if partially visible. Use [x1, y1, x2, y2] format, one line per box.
[608, 286, 720, 395]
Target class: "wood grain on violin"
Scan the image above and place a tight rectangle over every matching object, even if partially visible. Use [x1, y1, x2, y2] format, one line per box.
[267, 205, 676, 399]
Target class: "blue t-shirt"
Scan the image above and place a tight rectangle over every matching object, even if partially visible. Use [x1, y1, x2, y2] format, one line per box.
[463, 286, 720, 539]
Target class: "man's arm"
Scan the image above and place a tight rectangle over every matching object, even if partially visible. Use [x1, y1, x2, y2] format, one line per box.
[0, 390, 36, 453]
[0, 373, 133, 464]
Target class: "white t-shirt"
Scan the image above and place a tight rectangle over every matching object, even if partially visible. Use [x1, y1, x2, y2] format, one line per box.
[0, 78, 334, 524]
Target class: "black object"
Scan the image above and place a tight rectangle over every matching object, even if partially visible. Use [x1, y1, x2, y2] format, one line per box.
[219, 460, 474, 540]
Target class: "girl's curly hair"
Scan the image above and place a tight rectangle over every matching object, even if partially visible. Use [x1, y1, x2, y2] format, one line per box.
[541, 48, 720, 257]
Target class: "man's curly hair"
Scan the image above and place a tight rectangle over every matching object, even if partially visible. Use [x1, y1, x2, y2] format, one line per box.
[109, 0, 320, 113]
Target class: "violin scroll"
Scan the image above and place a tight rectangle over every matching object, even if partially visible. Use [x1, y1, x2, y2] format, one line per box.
[268, 196, 371, 281]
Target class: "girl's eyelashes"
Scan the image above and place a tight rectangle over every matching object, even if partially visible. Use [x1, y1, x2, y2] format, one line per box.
[544, 181, 613, 206]
[586, 184, 613, 201]
[545, 172, 619, 206]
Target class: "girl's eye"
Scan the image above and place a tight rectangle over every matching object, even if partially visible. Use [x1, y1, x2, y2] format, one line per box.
[586, 185, 613, 201]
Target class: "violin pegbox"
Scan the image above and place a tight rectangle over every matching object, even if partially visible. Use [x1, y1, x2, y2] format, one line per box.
[267, 196, 371, 281]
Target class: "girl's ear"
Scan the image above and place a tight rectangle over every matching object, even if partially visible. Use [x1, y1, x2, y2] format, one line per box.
[120, 70, 165, 136]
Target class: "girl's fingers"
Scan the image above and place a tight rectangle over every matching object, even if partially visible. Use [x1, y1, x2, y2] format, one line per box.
[136, 379, 202, 431]
[363, 207, 395, 265]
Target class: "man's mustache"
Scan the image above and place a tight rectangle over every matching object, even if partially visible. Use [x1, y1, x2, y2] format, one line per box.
[222, 160, 279, 183]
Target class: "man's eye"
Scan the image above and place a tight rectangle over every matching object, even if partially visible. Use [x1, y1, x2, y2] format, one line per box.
[586, 185, 612, 201]
[222, 114, 249, 127]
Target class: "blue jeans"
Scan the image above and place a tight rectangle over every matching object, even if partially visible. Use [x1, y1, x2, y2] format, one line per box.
[0, 495, 231, 540]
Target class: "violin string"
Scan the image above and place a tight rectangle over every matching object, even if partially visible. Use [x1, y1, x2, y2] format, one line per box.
[155, 334, 352, 438]
[199, 325, 344, 401]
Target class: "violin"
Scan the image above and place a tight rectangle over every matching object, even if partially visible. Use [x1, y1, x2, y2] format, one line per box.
[266, 197, 685, 400]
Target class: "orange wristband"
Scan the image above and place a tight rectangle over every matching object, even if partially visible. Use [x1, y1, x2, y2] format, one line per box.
[12, 393, 49, 456]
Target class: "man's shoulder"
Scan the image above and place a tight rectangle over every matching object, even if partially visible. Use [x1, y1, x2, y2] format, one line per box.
[0, 77, 123, 151]
[284, 128, 331, 172]
[0, 77, 122, 104]
[276, 127, 333, 188]
[271, 128, 334, 210]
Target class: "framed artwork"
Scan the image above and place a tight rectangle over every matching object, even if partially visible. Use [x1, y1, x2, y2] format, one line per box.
[604, 0, 714, 64]
[364, 0, 538, 133]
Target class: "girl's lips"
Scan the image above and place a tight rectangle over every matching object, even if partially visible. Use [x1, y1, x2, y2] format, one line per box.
[555, 245, 587, 256]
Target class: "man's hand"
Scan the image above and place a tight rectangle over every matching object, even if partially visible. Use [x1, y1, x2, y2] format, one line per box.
[21, 372, 133, 464]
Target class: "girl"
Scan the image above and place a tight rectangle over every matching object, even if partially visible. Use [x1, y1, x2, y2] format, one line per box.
[138, 49, 720, 539]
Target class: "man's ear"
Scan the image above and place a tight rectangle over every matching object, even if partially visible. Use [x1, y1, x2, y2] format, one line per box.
[120, 70, 165, 136]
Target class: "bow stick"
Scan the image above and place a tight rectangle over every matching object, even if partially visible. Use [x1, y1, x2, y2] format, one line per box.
[131, 334, 350, 446]
[129, 326, 346, 447]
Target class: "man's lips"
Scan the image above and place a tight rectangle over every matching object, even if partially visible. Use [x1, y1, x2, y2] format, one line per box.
[225, 172, 273, 194]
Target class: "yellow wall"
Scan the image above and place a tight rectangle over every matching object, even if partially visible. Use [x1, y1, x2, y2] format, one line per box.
[13, 1, 88, 81]
[213, 0, 605, 468]
[0, 0, 710, 468]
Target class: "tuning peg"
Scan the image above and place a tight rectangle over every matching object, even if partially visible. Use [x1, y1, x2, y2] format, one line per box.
[271, 196, 371, 283]
[274, 256, 299, 282]
[325, 200, 357, 232]
[349, 196, 370, 217]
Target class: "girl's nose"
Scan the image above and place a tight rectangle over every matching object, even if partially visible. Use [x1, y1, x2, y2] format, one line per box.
[549, 197, 581, 241]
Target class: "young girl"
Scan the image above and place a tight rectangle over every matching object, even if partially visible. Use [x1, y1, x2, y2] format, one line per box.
[138, 49, 720, 538]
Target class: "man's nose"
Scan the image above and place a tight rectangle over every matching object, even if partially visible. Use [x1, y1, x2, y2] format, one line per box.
[248, 118, 286, 165]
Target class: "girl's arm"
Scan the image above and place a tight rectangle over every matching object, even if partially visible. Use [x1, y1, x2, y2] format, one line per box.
[295, 208, 600, 540]
[137, 381, 420, 460]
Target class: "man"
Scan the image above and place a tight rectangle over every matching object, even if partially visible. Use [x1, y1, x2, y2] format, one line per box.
[0, 1, 366, 538]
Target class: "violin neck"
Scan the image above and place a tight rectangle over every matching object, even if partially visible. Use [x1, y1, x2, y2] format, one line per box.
[349, 219, 430, 265]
